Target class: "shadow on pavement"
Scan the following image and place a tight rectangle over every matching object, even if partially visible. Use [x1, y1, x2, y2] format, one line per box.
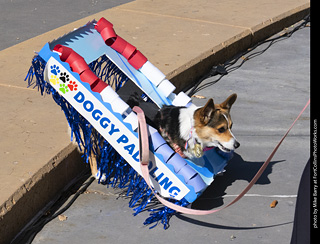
[176, 214, 292, 230]
[174, 153, 291, 230]
[191, 153, 285, 210]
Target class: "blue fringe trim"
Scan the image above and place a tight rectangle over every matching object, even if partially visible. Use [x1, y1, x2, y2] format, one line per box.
[25, 54, 185, 229]
[144, 198, 190, 229]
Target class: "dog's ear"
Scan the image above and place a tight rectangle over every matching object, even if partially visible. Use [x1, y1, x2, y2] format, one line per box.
[200, 98, 215, 124]
[220, 93, 237, 110]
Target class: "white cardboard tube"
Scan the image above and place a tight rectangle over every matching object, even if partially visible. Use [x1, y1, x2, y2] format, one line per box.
[100, 85, 119, 104]
[172, 92, 192, 106]
[123, 111, 138, 131]
[110, 96, 130, 115]
[140, 61, 166, 86]
[157, 79, 176, 97]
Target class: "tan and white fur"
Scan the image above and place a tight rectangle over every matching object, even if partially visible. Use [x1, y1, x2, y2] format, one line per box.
[154, 93, 240, 159]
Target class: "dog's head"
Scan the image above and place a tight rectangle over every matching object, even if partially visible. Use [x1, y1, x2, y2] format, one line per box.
[194, 93, 240, 152]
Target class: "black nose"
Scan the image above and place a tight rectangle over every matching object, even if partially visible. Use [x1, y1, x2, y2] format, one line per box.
[234, 141, 240, 149]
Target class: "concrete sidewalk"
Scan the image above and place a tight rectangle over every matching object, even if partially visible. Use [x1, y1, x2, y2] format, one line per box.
[0, 0, 309, 243]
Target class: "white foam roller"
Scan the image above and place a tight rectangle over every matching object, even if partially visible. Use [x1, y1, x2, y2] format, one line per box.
[140, 61, 166, 86]
[123, 111, 138, 131]
[100, 85, 119, 104]
[168, 93, 176, 101]
[172, 92, 192, 106]
[100, 86, 130, 116]
[110, 96, 130, 115]
[157, 79, 176, 97]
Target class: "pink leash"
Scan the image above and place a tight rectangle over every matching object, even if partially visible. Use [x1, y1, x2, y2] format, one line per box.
[132, 98, 310, 215]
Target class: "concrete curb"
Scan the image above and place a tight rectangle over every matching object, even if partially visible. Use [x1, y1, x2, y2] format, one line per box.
[169, 3, 310, 92]
[0, 144, 88, 244]
[1, 3, 309, 243]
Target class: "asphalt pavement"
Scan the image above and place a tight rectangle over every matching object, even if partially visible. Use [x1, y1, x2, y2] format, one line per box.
[0, 0, 133, 51]
[29, 21, 310, 244]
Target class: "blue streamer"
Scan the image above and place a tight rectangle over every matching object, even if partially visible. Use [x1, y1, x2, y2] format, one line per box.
[144, 198, 189, 229]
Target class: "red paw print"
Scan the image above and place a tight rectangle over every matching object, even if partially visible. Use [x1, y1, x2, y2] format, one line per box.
[67, 81, 78, 91]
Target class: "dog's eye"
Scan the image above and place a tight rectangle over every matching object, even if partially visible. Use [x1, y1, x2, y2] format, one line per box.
[218, 127, 226, 133]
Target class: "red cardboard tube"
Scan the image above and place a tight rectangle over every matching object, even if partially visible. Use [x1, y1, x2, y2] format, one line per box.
[92, 78, 108, 93]
[53, 44, 108, 92]
[121, 42, 136, 60]
[95, 17, 148, 70]
[110, 36, 127, 54]
[79, 69, 99, 86]
[95, 17, 116, 45]
[95, 17, 113, 33]
[128, 50, 148, 70]
[54, 45, 89, 74]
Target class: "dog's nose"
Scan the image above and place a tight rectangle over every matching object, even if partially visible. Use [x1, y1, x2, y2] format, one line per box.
[234, 141, 240, 149]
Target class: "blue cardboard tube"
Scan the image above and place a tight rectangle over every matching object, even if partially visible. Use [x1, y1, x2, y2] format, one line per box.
[167, 153, 187, 173]
[149, 131, 166, 151]
[177, 164, 198, 183]
[155, 143, 175, 162]
[187, 174, 207, 193]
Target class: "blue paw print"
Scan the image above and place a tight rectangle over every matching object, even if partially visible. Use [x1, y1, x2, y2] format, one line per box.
[50, 65, 60, 76]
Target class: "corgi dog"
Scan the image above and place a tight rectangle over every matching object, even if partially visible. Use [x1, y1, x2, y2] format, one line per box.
[154, 93, 240, 159]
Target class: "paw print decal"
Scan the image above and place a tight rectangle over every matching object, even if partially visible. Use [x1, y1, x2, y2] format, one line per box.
[50, 65, 60, 76]
[59, 72, 70, 83]
[49, 75, 59, 85]
[48, 63, 79, 94]
[67, 81, 78, 91]
[59, 84, 69, 94]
